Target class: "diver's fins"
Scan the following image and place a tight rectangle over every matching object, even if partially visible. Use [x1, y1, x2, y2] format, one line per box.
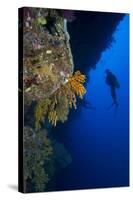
[106, 101, 119, 110]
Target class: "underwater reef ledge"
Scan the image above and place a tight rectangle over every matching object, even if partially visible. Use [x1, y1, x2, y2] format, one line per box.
[68, 11, 125, 74]
[23, 7, 86, 128]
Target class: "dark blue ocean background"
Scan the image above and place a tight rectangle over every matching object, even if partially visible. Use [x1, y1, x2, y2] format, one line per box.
[53, 15, 129, 190]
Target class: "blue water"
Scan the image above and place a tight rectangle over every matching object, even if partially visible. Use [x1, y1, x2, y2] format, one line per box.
[54, 15, 129, 190]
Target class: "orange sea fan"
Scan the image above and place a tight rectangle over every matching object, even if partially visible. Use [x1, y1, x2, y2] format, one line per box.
[34, 70, 86, 128]
[68, 70, 86, 98]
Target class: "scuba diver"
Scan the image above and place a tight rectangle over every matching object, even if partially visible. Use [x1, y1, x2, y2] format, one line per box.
[105, 69, 120, 109]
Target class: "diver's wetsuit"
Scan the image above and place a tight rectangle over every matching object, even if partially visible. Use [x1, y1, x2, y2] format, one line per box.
[105, 70, 120, 106]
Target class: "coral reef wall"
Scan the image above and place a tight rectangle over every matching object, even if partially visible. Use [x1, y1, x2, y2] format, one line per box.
[21, 7, 86, 192]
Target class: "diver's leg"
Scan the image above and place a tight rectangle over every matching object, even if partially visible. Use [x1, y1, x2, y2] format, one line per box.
[110, 86, 118, 105]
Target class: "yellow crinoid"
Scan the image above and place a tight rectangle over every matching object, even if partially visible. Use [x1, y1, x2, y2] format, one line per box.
[48, 111, 58, 126]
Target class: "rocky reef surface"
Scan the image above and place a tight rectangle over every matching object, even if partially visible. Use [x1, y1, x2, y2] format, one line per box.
[21, 7, 86, 192]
